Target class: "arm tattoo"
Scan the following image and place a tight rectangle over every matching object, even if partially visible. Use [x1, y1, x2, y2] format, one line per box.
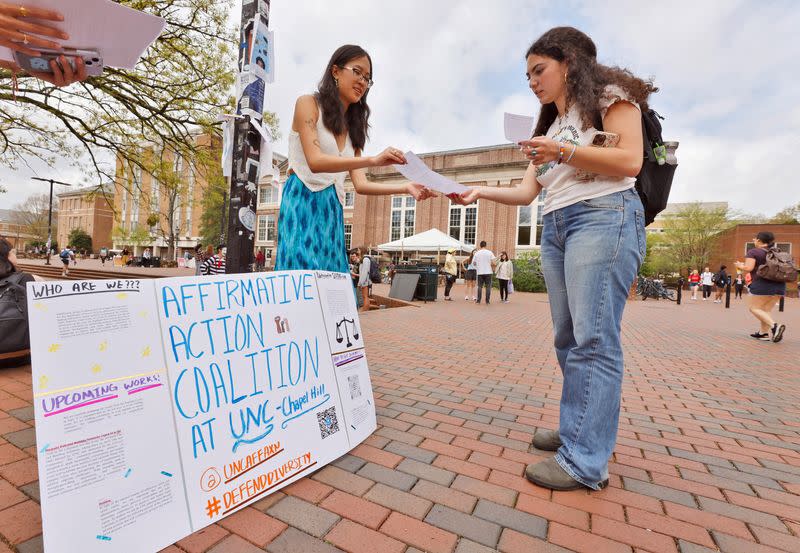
[313, 139, 321, 148]
[304, 118, 316, 131]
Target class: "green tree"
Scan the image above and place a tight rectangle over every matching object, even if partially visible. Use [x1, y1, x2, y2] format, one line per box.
[769, 202, 800, 224]
[68, 229, 93, 252]
[640, 232, 674, 276]
[0, 0, 235, 194]
[199, 174, 229, 248]
[658, 203, 734, 273]
[12, 192, 56, 243]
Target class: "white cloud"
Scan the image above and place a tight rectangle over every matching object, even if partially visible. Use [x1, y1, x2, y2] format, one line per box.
[2, 0, 798, 217]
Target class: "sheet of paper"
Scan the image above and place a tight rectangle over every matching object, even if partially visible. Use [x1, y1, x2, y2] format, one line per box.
[504, 112, 535, 143]
[394, 152, 467, 195]
[0, 0, 166, 69]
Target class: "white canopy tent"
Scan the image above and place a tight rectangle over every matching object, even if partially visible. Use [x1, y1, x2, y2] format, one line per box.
[377, 228, 474, 262]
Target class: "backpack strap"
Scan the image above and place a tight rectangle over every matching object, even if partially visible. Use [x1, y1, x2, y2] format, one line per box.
[1, 272, 26, 287]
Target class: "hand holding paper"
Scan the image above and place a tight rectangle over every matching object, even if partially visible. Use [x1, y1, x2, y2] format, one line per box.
[393, 151, 467, 195]
[504, 112, 535, 144]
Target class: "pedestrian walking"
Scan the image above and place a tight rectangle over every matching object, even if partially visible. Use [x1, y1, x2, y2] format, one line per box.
[496, 251, 514, 303]
[461, 250, 477, 301]
[734, 271, 744, 299]
[473, 241, 496, 304]
[736, 231, 786, 342]
[443, 248, 458, 301]
[451, 26, 653, 490]
[688, 269, 700, 300]
[99, 246, 108, 265]
[700, 267, 714, 300]
[255, 249, 266, 271]
[59, 245, 73, 276]
[713, 265, 728, 303]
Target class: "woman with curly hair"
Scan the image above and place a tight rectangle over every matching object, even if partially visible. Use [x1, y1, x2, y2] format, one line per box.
[453, 27, 655, 491]
[276, 44, 432, 273]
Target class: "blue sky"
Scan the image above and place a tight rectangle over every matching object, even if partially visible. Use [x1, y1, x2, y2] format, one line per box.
[2, 0, 798, 216]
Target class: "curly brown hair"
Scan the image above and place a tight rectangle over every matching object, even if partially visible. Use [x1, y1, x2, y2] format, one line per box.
[528, 27, 659, 136]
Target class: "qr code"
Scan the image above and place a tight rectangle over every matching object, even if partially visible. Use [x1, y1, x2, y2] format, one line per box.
[317, 407, 340, 439]
[347, 375, 362, 400]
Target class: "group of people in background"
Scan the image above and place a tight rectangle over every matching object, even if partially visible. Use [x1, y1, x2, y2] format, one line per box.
[450, 243, 514, 304]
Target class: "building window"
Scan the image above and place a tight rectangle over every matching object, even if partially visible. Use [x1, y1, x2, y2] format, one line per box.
[745, 242, 792, 255]
[517, 205, 533, 246]
[257, 215, 267, 242]
[258, 214, 276, 242]
[390, 195, 415, 241]
[448, 202, 477, 246]
[344, 223, 352, 251]
[344, 191, 355, 208]
[259, 183, 279, 205]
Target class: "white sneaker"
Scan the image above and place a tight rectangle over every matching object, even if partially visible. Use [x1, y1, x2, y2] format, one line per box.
[465, 296, 469, 301]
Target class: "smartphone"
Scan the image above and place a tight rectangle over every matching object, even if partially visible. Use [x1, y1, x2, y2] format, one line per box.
[13, 48, 104, 77]
[591, 131, 620, 148]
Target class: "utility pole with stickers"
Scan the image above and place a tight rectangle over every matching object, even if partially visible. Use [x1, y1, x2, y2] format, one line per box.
[225, 0, 275, 273]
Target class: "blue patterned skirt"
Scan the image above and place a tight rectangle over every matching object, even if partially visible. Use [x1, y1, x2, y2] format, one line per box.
[275, 173, 349, 274]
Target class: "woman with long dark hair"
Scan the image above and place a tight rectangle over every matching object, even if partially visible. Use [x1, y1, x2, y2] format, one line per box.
[736, 231, 786, 342]
[452, 27, 652, 490]
[276, 44, 432, 273]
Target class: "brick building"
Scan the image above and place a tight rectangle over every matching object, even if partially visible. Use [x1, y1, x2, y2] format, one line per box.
[113, 133, 221, 259]
[56, 185, 114, 253]
[0, 209, 37, 250]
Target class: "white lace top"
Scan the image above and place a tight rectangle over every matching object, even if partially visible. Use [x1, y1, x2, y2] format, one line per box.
[288, 102, 355, 206]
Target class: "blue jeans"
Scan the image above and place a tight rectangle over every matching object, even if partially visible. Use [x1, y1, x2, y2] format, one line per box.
[540, 188, 645, 489]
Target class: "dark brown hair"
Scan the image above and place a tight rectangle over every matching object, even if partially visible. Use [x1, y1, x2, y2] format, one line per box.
[527, 27, 658, 136]
[756, 231, 775, 246]
[0, 237, 15, 277]
[315, 45, 372, 151]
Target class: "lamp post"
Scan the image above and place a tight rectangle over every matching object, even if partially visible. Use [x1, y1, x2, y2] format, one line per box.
[31, 177, 74, 265]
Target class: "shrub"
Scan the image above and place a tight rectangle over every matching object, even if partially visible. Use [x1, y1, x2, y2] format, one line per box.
[512, 251, 547, 293]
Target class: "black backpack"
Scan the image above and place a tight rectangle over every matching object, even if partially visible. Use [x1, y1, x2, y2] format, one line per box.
[365, 256, 382, 284]
[600, 108, 677, 226]
[636, 109, 677, 225]
[0, 273, 30, 354]
[714, 272, 727, 287]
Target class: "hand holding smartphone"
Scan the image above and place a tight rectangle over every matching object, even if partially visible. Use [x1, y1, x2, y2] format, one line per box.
[575, 131, 620, 181]
[13, 48, 103, 77]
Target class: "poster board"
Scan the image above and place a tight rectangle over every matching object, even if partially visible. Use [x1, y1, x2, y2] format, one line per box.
[27, 271, 376, 552]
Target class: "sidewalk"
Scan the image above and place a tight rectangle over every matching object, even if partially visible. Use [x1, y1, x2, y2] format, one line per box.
[1, 286, 798, 552]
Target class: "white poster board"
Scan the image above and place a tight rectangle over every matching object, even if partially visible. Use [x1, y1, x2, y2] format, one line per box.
[27, 271, 376, 552]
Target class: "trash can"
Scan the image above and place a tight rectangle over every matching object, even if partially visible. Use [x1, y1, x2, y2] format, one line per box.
[399, 264, 438, 301]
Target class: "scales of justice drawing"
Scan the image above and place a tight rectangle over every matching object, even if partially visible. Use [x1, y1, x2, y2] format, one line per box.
[334, 316, 360, 348]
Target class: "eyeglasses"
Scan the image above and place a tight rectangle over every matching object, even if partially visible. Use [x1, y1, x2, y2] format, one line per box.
[340, 66, 374, 88]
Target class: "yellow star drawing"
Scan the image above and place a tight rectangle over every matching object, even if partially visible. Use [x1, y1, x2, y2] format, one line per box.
[47, 343, 61, 353]
[99, 341, 108, 352]
[90, 364, 102, 374]
[33, 303, 47, 311]
[138, 311, 148, 318]
[141, 346, 151, 358]
[38, 375, 49, 389]
[116, 292, 128, 299]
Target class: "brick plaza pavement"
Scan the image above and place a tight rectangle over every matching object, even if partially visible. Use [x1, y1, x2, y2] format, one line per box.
[0, 284, 798, 552]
